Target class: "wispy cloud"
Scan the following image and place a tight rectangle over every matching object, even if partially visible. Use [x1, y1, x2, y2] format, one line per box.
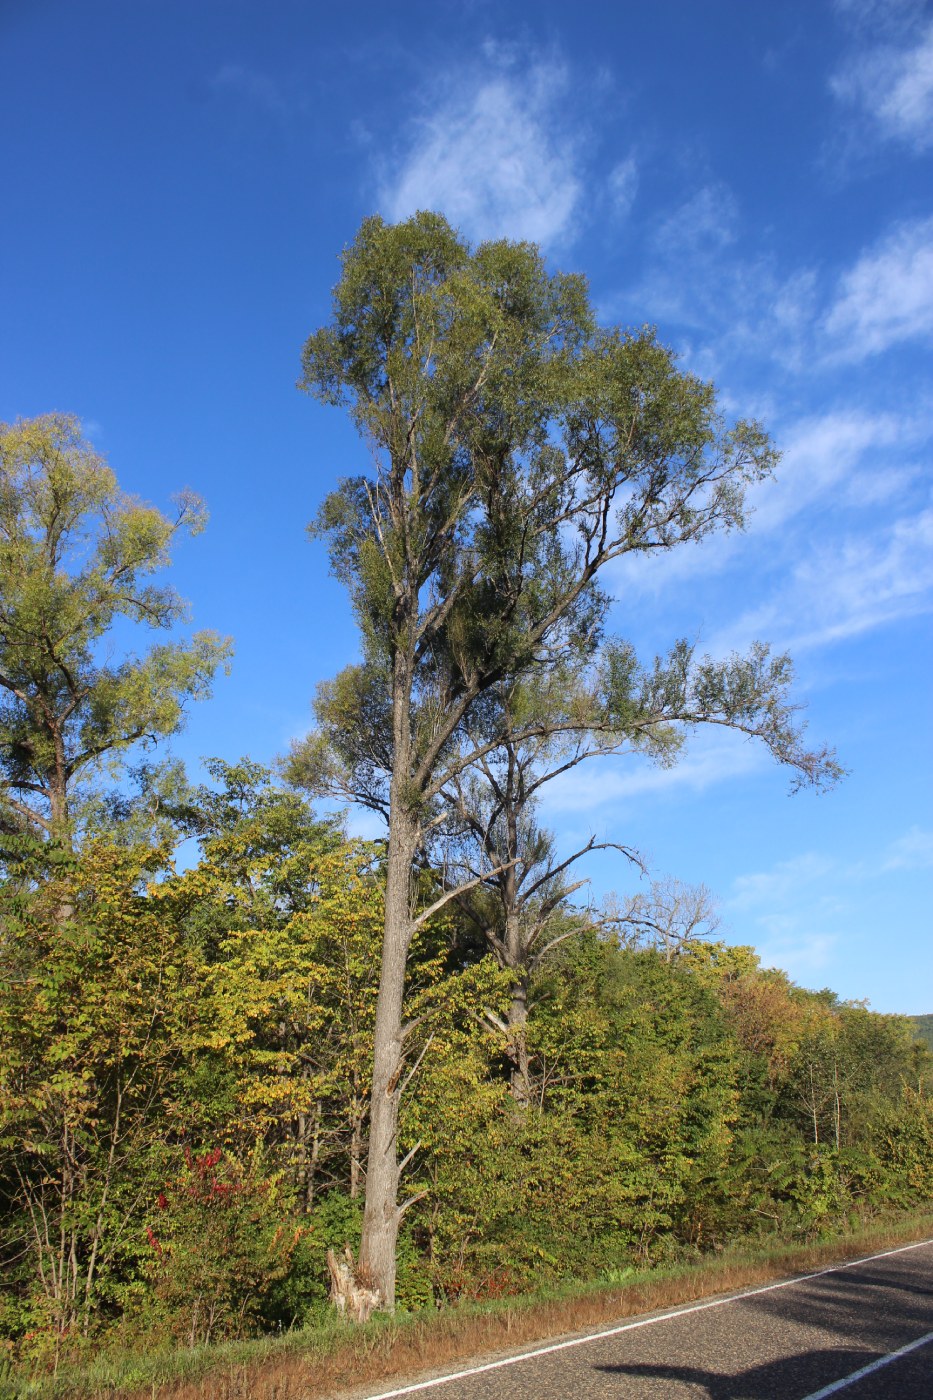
[731, 852, 839, 913]
[755, 932, 840, 980]
[541, 730, 767, 816]
[620, 157, 933, 380]
[823, 217, 933, 359]
[750, 409, 909, 531]
[831, 16, 933, 152]
[656, 182, 738, 256]
[728, 853, 845, 980]
[608, 406, 922, 602]
[378, 48, 583, 247]
[881, 825, 933, 871]
[712, 506, 933, 653]
[209, 64, 292, 119]
[607, 156, 639, 221]
[728, 822, 933, 982]
[617, 180, 752, 338]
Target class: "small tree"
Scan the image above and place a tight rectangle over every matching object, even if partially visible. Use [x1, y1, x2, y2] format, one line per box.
[0, 840, 196, 1351]
[295, 212, 840, 1312]
[438, 638, 821, 1101]
[0, 414, 230, 853]
[436, 674, 644, 1105]
[614, 874, 721, 964]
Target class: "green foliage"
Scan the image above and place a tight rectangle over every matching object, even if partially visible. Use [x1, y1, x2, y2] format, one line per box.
[294, 213, 843, 1310]
[0, 414, 231, 847]
[0, 782, 930, 1374]
[0, 372, 912, 1381]
[295, 215, 838, 822]
[0, 840, 199, 1356]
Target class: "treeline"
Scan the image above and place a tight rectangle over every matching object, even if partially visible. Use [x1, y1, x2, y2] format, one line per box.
[1, 759, 931, 1368]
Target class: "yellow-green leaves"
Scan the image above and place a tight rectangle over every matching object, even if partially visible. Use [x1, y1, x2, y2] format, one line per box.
[0, 414, 231, 846]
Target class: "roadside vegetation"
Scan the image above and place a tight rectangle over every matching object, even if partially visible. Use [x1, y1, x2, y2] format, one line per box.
[2, 759, 931, 1392]
[5, 1212, 933, 1399]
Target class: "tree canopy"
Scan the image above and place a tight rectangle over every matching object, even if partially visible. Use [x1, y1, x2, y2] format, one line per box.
[0, 414, 231, 849]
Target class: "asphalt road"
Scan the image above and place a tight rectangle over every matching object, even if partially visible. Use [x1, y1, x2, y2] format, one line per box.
[357, 1239, 933, 1400]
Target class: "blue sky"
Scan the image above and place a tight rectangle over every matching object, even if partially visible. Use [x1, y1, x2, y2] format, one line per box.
[1, 0, 930, 1012]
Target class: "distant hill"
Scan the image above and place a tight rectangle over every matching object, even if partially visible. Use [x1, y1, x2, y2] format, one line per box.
[913, 1015, 933, 1051]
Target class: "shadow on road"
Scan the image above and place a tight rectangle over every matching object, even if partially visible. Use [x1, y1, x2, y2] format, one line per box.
[594, 1346, 873, 1397]
[738, 1262, 933, 1350]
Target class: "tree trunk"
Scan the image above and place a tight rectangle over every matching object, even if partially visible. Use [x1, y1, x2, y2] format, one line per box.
[356, 803, 416, 1311]
[832, 1063, 841, 1152]
[349, 1101, 363, 1200]
[49, 769, 75, 923]
[507, 981, 531, 1108]
[297, 1094, 322, 1209]
[502, 909, 532, 1107]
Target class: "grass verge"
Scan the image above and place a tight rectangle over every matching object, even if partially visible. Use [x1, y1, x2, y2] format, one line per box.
[7, 1209, 933, 1400]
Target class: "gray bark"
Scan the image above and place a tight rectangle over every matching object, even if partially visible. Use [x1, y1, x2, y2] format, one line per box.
[357, 647, 418, 1308]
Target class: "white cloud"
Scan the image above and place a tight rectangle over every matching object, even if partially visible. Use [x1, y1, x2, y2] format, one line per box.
[607, 157, 639, 220]
[727, 850, 847, 983]
[756, 931, 841, 980]
[882, 826, 933, 871]
[712, 507, 933, 653]
[727, 852, 846, 980]
[750, 409, 906, 531]
[771, 269, 819, 341]
[732, 829, 933, 907]
[620, 193, 825, 373]
[378, 52, 583, 247]
[728, 823, 932, 982]
[657, 182, 738, 256]
[541, 730, 767, 816]
[824, 217, 933, 359]
[832, 18, 933, 151]
[730, 852, 838, 912]
[608, 406, 921, 602]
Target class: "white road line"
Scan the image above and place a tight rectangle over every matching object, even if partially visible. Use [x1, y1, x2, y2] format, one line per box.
[360, 1237, 933, 1400]
[800, 1328, 933, 1398]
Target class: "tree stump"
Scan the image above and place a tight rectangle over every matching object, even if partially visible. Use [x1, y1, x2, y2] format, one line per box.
[326, 1246, 382, 1322]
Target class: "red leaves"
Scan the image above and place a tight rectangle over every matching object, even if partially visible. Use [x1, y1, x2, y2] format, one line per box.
[145, 1224, 164, 1259]
[154, 1145, 243, 1223]
[183, 1144, 223, 1174]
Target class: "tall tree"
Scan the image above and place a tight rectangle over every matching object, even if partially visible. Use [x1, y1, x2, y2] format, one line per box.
[0, 414, 230, 852]
[296, 212, 841, 1312]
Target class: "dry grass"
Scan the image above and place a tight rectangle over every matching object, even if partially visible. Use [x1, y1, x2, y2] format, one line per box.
[14, 1211, 933, 1400]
